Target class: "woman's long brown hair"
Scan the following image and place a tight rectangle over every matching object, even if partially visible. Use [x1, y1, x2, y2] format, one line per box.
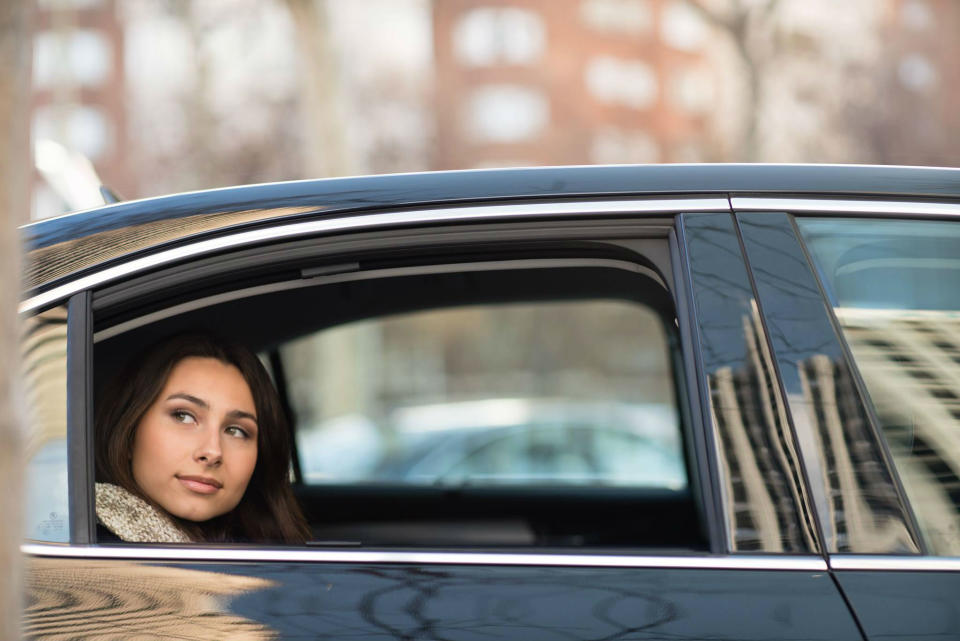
[95, 334, 310, 544]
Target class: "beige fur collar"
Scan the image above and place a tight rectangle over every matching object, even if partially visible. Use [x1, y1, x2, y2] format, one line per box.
[95, 482, 192, 543]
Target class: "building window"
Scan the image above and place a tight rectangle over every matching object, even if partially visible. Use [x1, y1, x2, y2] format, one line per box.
[899, 54, 937, 92]
[590, 127, 660, 164]
[660, 0, 708, 51]
[38, 0, 105, 8]
[580, 0, 652, 34]
[585, 56, 657, 109]
[669, 66, 713, 113]
[454, 7, 546, 67]
[33, 103, 111, 160]
[34, 29, 112, 89]
[466, 85, 549, 143]
[901, 0, 933, 31]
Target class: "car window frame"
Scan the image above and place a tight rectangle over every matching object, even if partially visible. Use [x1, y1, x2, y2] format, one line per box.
[22, 194, 830, 571]
[92, 229, 709, 551]
[268, 262, 682, 484]
[66, 291, 96, 544]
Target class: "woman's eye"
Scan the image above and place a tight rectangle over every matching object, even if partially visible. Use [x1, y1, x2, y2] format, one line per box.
[225, 425, 250, 439]
[171, 410, 196, 424]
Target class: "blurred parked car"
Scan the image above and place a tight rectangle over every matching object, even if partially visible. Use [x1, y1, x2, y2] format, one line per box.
[18, 164, 960, 640]
[298, 398, 684, 487]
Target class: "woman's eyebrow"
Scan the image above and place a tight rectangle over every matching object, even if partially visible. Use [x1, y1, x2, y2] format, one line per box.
[167, 393, 207, 408]
[167, 394, 256, 423]
[227, 409, 258, 423]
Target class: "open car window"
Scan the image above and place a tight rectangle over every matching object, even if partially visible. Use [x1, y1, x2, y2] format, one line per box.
[281, 300, 685, 490]
[93, 239, 706, 550]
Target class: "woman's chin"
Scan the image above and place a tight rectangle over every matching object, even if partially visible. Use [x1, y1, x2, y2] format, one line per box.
[165, 501, 221, 523]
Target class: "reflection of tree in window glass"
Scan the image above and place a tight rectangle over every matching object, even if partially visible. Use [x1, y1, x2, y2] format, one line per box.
[281, 300, 684, 489]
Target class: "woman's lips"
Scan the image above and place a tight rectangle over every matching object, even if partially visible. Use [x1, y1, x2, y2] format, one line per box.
[177, 475, 222, 495]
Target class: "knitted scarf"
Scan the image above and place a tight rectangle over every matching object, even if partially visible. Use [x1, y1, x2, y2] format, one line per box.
[95, 482, 192, 543]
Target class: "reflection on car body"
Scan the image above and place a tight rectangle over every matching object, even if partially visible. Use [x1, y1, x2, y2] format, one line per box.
[18, 164, 960, 641]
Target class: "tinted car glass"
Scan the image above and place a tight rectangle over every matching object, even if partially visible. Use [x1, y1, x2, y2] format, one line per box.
[800, 218, 960, 555]
[22, 305, 70, 542]
[280, 299, 686, 490]
[683, 213, 821, 553]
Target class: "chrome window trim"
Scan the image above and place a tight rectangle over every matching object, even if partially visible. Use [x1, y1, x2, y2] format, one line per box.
[20, 543, 827, 571]
[21, 198, 727, 314]
[830, 555, 960, 572]
[94, 257, 666, 341]
[731, 197, 960, 217]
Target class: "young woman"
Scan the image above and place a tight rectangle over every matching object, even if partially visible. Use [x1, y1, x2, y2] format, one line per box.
[95, 334, 310, 544]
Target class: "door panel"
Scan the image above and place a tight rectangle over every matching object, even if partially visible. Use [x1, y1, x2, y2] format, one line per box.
[791, 215, 960, 641]
[24, 555, 862, 641]
[833, 570, 960, 641]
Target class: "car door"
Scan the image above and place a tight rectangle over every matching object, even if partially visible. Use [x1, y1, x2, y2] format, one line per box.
[733, 196, 960, 641]
[20, 196, 862, 640]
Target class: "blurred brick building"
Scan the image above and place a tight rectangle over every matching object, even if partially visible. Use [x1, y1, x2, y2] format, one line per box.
[432, 0, 718, 169]
[31, 0, 131, 220]
[866, 0, 960, 165]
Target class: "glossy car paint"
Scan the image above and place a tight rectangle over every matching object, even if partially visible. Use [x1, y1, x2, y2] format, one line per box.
[747, 213, 960, 641]
[23, 164, 960, 298]
[24, 553, 860, 641]
[24, 164, 960, 249]
[732, 210, 960, 640]
[21, 197, 725, 313]
[831, 567, 960, 641]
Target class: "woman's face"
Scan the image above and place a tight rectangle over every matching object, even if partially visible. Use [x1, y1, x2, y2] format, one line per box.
[131, 356, 259, 522]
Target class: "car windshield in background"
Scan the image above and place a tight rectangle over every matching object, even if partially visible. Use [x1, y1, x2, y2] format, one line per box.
[278, 299, 686, 490]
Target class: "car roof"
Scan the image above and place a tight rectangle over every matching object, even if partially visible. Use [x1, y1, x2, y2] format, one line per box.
[22, 164, 960, 298]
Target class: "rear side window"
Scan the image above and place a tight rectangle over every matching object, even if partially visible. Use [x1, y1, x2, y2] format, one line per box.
[281, 299, 685, 490]
[95, 240, 705, 550]
[800, 218, 960, 555]
[265, 264, 700, 549]
[23, 305, 70, 542]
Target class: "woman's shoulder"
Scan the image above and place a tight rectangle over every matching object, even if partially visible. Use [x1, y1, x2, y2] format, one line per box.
[95, 482, 192, 543]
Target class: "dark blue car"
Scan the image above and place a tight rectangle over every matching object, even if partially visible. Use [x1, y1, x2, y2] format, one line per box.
[19, 164, 960, 640]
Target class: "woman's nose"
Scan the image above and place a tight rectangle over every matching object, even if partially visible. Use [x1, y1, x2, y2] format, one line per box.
[194, 428, 223, 466]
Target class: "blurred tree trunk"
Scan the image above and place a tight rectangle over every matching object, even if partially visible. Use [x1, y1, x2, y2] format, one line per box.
[169, 0, 220, 193]
[284, 0, 353, 177]
[0, 0, 31, 638]
[683, 0, 780, 161]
